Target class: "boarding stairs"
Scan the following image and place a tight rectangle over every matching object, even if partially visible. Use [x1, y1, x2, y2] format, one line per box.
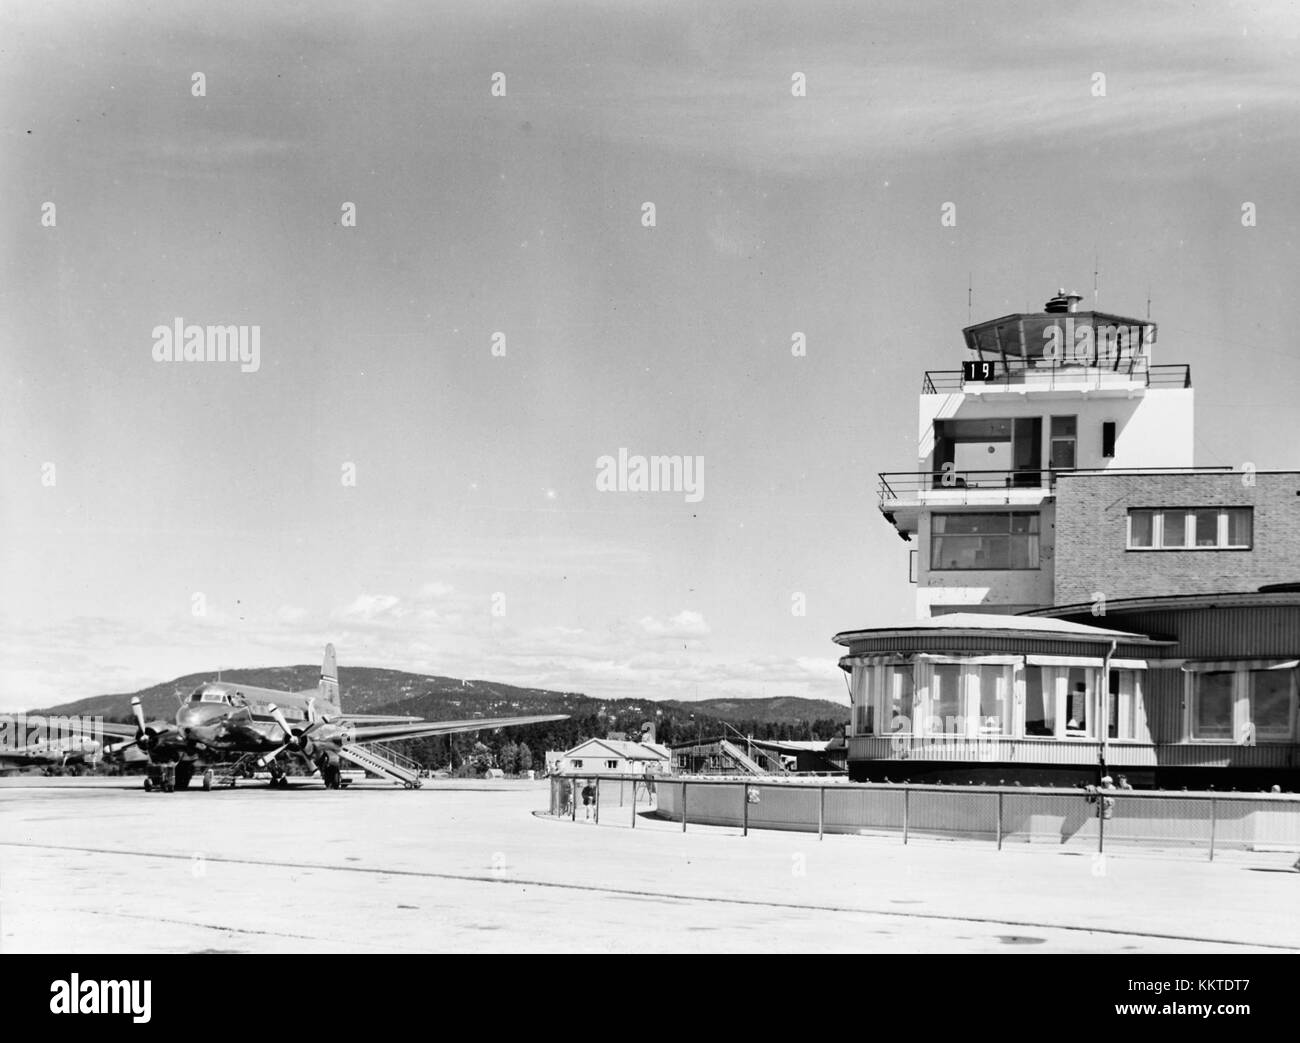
[718, 739, 775, 776]
[338, 742, 424, 789]
[720, 722, 790, 776]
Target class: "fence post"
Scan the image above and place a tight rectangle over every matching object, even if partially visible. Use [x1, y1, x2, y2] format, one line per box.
[594, 776, 600, 825]
[571, 777, 576, 822]
[996, 791, 1003, 851]
[742, 781, 749, 837]
[631, 778, 637, 829]
[682, 780, 688, 833]
[1098, 790, 1105, 855]
[903, 786, 909, 846]
[1208, 796, 1217, 863]
[818, 786, 825, 842]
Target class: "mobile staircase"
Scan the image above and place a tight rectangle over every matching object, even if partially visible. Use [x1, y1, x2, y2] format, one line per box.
[338, 742, 424, 789]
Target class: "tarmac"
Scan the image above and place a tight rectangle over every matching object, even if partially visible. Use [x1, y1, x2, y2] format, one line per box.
[0, 776, 1296, 954]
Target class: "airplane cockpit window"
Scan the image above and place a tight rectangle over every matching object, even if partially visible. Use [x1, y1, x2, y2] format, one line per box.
[230, 692, 247, 708]
[189, 688, 205, 702]
[200, 688, 226, 703]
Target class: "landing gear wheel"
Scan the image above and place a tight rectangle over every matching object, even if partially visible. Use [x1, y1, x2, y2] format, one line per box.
[174, 762, 194, 791]
[202, 769, 214, 791]
[143, 777, 153, 792]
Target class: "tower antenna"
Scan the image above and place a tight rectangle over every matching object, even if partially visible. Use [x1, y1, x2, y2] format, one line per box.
[1093, 252, 1100, 308]
[967, 273, 972, 323]
[1146, 282, 1152, 320]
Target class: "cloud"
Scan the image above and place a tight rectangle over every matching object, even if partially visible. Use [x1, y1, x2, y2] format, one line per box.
[332, 594, 407, 624]
[639, 609, 711, 638]
[416, 581, 456, 600]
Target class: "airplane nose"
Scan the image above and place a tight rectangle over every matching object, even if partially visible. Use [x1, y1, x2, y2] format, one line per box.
[177, 705, 223, 732]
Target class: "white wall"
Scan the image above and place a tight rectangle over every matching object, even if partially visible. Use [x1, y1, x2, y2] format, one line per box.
[916, 388, 1194, 471]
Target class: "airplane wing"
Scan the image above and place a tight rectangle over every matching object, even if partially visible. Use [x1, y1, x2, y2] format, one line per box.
[345, 714, 567, 745]
[339, 714, 423, 724]
[96, 722, 142, 739]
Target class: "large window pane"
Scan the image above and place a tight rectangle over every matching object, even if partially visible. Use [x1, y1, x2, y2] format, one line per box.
[1194, 509, 1218, 547]
[1252, 670, 1292, 740]
[889, 665, 915, 731]
[1065, 667, 1090, 735]
[1227, 508, 1252, 548]
[976, 665, 1008, 734]
[1129, 510, 1154, 548]
[1025, 667, 1054, 736]
[854, 667, 874, 735]
[931, 513, 1040, 570]
[931, 664, 962, 733]
[1194, 672, 1235, 740]
[1161, 512, 1187, 548]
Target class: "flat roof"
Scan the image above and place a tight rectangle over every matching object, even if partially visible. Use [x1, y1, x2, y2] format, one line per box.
[1025, 590, 1300, 618]
[834, 613, 1156, 647]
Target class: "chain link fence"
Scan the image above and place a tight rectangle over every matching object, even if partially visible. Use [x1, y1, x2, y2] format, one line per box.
[547, 774, 1300, 862]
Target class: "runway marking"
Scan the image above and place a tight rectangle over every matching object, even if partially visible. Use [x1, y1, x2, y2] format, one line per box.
[4, 840, 1295, 952]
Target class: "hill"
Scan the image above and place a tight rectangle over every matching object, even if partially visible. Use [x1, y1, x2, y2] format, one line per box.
[29, 666, 849, 737]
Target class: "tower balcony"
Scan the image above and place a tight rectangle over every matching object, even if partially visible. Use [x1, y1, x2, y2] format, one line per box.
[878, 469, 1056, 537]
[921, 359, 1191, 397]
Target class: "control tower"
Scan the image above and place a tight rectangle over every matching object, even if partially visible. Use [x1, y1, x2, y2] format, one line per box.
[878, 290, 1194, 616]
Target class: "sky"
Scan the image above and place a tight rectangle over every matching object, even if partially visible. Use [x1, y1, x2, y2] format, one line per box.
[3, 0, 1300, 711]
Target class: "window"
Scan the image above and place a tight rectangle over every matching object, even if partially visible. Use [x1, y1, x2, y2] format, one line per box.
[851, 666, 873, 735]
[1192, 673, 1235, 740]
[1250, 669, 1295, 742]
[932, 417, 1042, 488]
[976, 664, 1009, 735]
[930, 664, 963, 733]
[1128, 508, 1253, 550]
[1108, 670, 1139, 740]
[1050, 415, 1076, 469]
[572, 759, 583, 769]
[1101, 421, 1116, 458]
[1064, 667, 1091, 736]
[1024, 667, 1054, 736]
[888, 664, 915, 731]
[605, 759, 618, 770]
[931, 512, 1040, 570]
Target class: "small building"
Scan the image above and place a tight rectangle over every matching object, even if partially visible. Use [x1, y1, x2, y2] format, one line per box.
[558, 738, 671, 775]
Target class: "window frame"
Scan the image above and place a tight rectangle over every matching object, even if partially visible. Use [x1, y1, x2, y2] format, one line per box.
[1049, 415, 1077, 470]
[930, 511, 1042, 572]
[1127, 507, 1253, 551]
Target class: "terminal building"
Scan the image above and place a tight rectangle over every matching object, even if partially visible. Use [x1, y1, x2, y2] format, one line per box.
[839, 291, 1300, 789]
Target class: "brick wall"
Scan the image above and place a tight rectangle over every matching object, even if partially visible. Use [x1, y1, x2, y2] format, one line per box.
[1053, 471, 1300, 605]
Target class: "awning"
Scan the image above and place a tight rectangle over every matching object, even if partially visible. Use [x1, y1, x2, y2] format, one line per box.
[916, 653, 1022, 665]
[840, 654, 917, 667]
[1180, 659, 1300, 673]
[1025, 655, 1148, 669]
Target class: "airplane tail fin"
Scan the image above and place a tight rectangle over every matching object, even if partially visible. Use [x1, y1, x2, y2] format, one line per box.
[320, 644, 340, 710]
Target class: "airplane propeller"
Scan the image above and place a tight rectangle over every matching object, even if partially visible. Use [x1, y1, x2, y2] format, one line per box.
[267, 703, 324, 758]
[131, 696, 171, 752]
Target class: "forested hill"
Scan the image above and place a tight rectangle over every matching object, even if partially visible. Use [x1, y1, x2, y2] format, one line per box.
[29, 665, 849, 742]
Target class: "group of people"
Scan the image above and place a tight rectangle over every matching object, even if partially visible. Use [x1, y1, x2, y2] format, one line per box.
[555, 777, 599, 819]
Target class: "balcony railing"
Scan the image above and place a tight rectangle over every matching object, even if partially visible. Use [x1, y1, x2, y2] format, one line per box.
[921, 360, 1191, 394]
[878, 469, 1056, 507]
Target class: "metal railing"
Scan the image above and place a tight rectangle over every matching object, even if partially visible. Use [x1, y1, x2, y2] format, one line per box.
[878, 468, 1056, 507]
[556, 776, 1300, 862]
[548, 773, 658, 827]
[922, 360, 1190, 394]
